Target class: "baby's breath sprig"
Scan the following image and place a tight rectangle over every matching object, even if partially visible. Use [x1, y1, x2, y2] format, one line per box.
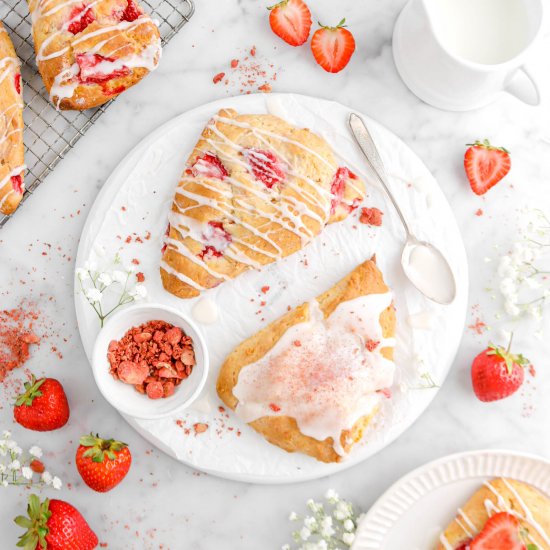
[76, 255, 147, 327]
[0, 431, 62, 490]
[283, 490, 363, 550]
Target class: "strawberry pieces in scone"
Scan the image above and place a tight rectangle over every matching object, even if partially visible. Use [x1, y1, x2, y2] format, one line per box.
[470, 512, 525, 550]
[191, 153, 228, 180]
[244, 148, 286, 189]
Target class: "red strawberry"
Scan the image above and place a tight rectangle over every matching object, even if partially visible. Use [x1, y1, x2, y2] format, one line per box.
[67, 4, 95, 35]
[244, 148, 286, 188]
[11, 174, 24, 194]
[15, 494, 98, 550]
[76, 53, 130, 84]
[14, 73, 21, 94]
[311, 19, 356, 73]
[120, 0, 142, 22]
[191, 153, 228, 180]
[29, 459, 45, 474]
[268, 0, 312, 47]
[470, 512, 525, 550]
[471, 337, 529, 402]
[76, 433, 132, 492]
[14, 376, 70, 431]
[464, 139, 511, 195]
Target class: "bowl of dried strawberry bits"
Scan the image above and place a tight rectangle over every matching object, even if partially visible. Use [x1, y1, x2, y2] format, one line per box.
[92, 303, 209, 419]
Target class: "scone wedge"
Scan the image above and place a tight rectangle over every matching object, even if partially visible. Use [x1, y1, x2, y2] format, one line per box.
[217, 258, 396, 463]
[438, 477, 550, 550]
[160, 109, 366, 299]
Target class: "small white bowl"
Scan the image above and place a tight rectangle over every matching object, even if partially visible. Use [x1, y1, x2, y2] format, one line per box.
[91, 303, 209, 420]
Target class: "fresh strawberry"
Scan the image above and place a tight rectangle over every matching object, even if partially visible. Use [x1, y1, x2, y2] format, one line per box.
[470, 512, 525, 549]
[311, 19, 356, 73]
[14, 73, 21, 94]
[11, 174, 24, 194]
[120, 0, 142, 22]
[76, 433, 132, 492]
[15, 494, 98, 550]
[14, 376, 70, 431]
[244, 148, 286, 188]
[471, 336, 529, 402]
[191, 153, 228, 180]
[76, 53, 130, 84]
[464, 139, 511, 195]
[268, 0, 312, 47]
[29, 459, 45, 474]
[67, 4, 95, 35]
[456, 541, 472, 550]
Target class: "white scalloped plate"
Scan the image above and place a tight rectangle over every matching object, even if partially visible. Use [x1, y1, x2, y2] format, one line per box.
[353, 450, 550, 550]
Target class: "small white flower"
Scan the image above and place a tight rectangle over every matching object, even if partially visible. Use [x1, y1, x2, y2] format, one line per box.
[52, 476, 62, 490]
[299, 527, 311, 541]
[324, 489, 339, 502]
[289, 512, 298, 521]
[21, 467, 33, 480]
[342, 532, 355, 546]
[112, 270, 127, 284]
[304, 516, 317, 530]
[42, 471, 52, 485]
[8, 460, 20, 470]
[84, 260, 97, 272]
[97, 273, 112, 287]
[85, 288, 103, 304]
[282, 545, 290, 550]
[1, 480, 7, 488]
[12, 445, 22, 456]
[334, 510, 346, 520]
[6, 440, 17, 450]
[1, 430, 10, 438]
[316, 541, 328, 550]
[343, 519, 354, 531]
[130, 284, 147, 300]
[76, 268, 90, 281]
[319, 516, 335, 538]
[500, 278, 518, 297]
[29, 446, 42, 458]
[505, 301, 521, 317]
[0, 464, 6, 474]
[525, 277, 542, 289]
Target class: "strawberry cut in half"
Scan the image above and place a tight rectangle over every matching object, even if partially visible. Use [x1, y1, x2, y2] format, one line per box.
[67, 4, 96, 35]
[470, 512, 526, 550]
[15, 494, 98, 550]
[471, 335, 529, 402]
[77, 53, 130, 84]
[268, 0, 312, 47]
[311, 19, 356, 73]
[464, 139, 511, 195]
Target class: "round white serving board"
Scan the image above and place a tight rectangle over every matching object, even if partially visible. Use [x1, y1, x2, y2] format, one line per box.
[353, 450, 550, 549]
[75, 93, 468, 483]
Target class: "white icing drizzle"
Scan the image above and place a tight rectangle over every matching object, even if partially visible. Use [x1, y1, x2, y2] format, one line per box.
[232, 292, 395, 457]
[161, 113, 363, 288]
[438, 534, 453, 550]
[28, 0, 161, 107]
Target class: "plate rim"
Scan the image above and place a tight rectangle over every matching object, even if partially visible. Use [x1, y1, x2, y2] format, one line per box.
[353, 448, 550, 549]
[74, 92, 470, 484]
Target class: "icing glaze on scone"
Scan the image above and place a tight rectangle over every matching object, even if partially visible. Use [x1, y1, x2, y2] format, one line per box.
[232, 291, 395, 456]
[160, 109, 366, 298]
[0, 24, 25, 215]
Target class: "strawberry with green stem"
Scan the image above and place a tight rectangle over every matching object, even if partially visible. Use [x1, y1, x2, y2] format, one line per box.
[268, 0, 312, 47]
[464, 139, 511, 195]
[311, 19, 356, 73]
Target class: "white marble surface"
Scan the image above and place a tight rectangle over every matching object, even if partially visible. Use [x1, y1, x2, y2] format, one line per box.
[1, 0, 550, 548]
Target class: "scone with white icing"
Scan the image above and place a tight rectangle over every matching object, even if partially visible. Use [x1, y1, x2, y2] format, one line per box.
[160, 108, 366, 299]
[438, 477, 550, 550]
[216, 258, 396, 463]
[28, 0, 161, 110]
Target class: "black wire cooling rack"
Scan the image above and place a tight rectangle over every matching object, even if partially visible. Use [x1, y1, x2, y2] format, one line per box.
[0, 0, 195, 228]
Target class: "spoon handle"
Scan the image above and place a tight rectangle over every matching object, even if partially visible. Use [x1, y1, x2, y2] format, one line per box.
[349, 113, 413, 237]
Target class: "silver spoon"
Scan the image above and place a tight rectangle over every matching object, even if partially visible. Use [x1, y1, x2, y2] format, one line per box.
[349, 113, 456, 305]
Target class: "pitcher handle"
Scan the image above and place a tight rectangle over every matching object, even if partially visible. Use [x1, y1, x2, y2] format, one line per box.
[504, 66, 540, 106]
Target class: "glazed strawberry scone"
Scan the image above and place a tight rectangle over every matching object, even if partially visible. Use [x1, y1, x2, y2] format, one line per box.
[160, 108, 365, 299]
[0, 23, 25, 216]
[438, 478, 550, 550]
[27, 0, 162, 110]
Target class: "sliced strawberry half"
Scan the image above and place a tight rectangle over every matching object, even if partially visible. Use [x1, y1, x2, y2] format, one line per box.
[14, 73, 21, 95]
[268, 0, 312, 47]
[244, 148, 285, 189]
[470, 512, 524, 550]
[191, 153, 228, 180]
[464, 139, 511, 195]
[77, 53, 130, 84]
[67, 4, 95, 35]
[311, 19, 356, 73]
[11, 174, 23, 194]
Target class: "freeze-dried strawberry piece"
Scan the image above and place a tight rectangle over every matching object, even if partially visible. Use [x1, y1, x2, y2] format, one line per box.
[163, 381, 175, 397]
[191, 153, 228, 180]
[120, 0, 142, 22]
[360, 207, 383, 227]
[244, 148, 285, 189]
[164, 327, 183, 346]
[133, 332, 152, 344]
[67, 4, 95, 35]
[11, 175, 23, 194]
[146, 381, 164, 399]
[14, 73, 21, 94]
[330, 167, 350, 214]
[180, 347, 195, 366]
[117, 360, 148, 385]
[77, 53, 130, 84]
[366, 339, 379, 352]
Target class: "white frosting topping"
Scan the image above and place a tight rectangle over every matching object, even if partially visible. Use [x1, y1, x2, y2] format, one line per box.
[232, 291, 395, 457]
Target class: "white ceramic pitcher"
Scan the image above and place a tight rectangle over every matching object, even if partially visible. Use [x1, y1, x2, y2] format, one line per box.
[393, 0, 544, 111]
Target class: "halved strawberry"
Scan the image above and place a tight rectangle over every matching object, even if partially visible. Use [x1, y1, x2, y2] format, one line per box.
[311, 19, 356, 73]
[268, 0, 312, 47]
[464, 139, 511, 195]
[470, 512, 525, 549]
[191, 153, 228, 180]
[67, 4, 95, 35]
[244, 148, 285, 188]
[77, 53, 130, 84]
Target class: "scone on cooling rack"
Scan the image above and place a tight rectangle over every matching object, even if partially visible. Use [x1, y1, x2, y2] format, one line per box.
[216, 258, 396, 463]
[27, 0, 162, 110]
[160, 108, 366, 299]
[437, 477, 550, 550]
[0, 22, 25, 216]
